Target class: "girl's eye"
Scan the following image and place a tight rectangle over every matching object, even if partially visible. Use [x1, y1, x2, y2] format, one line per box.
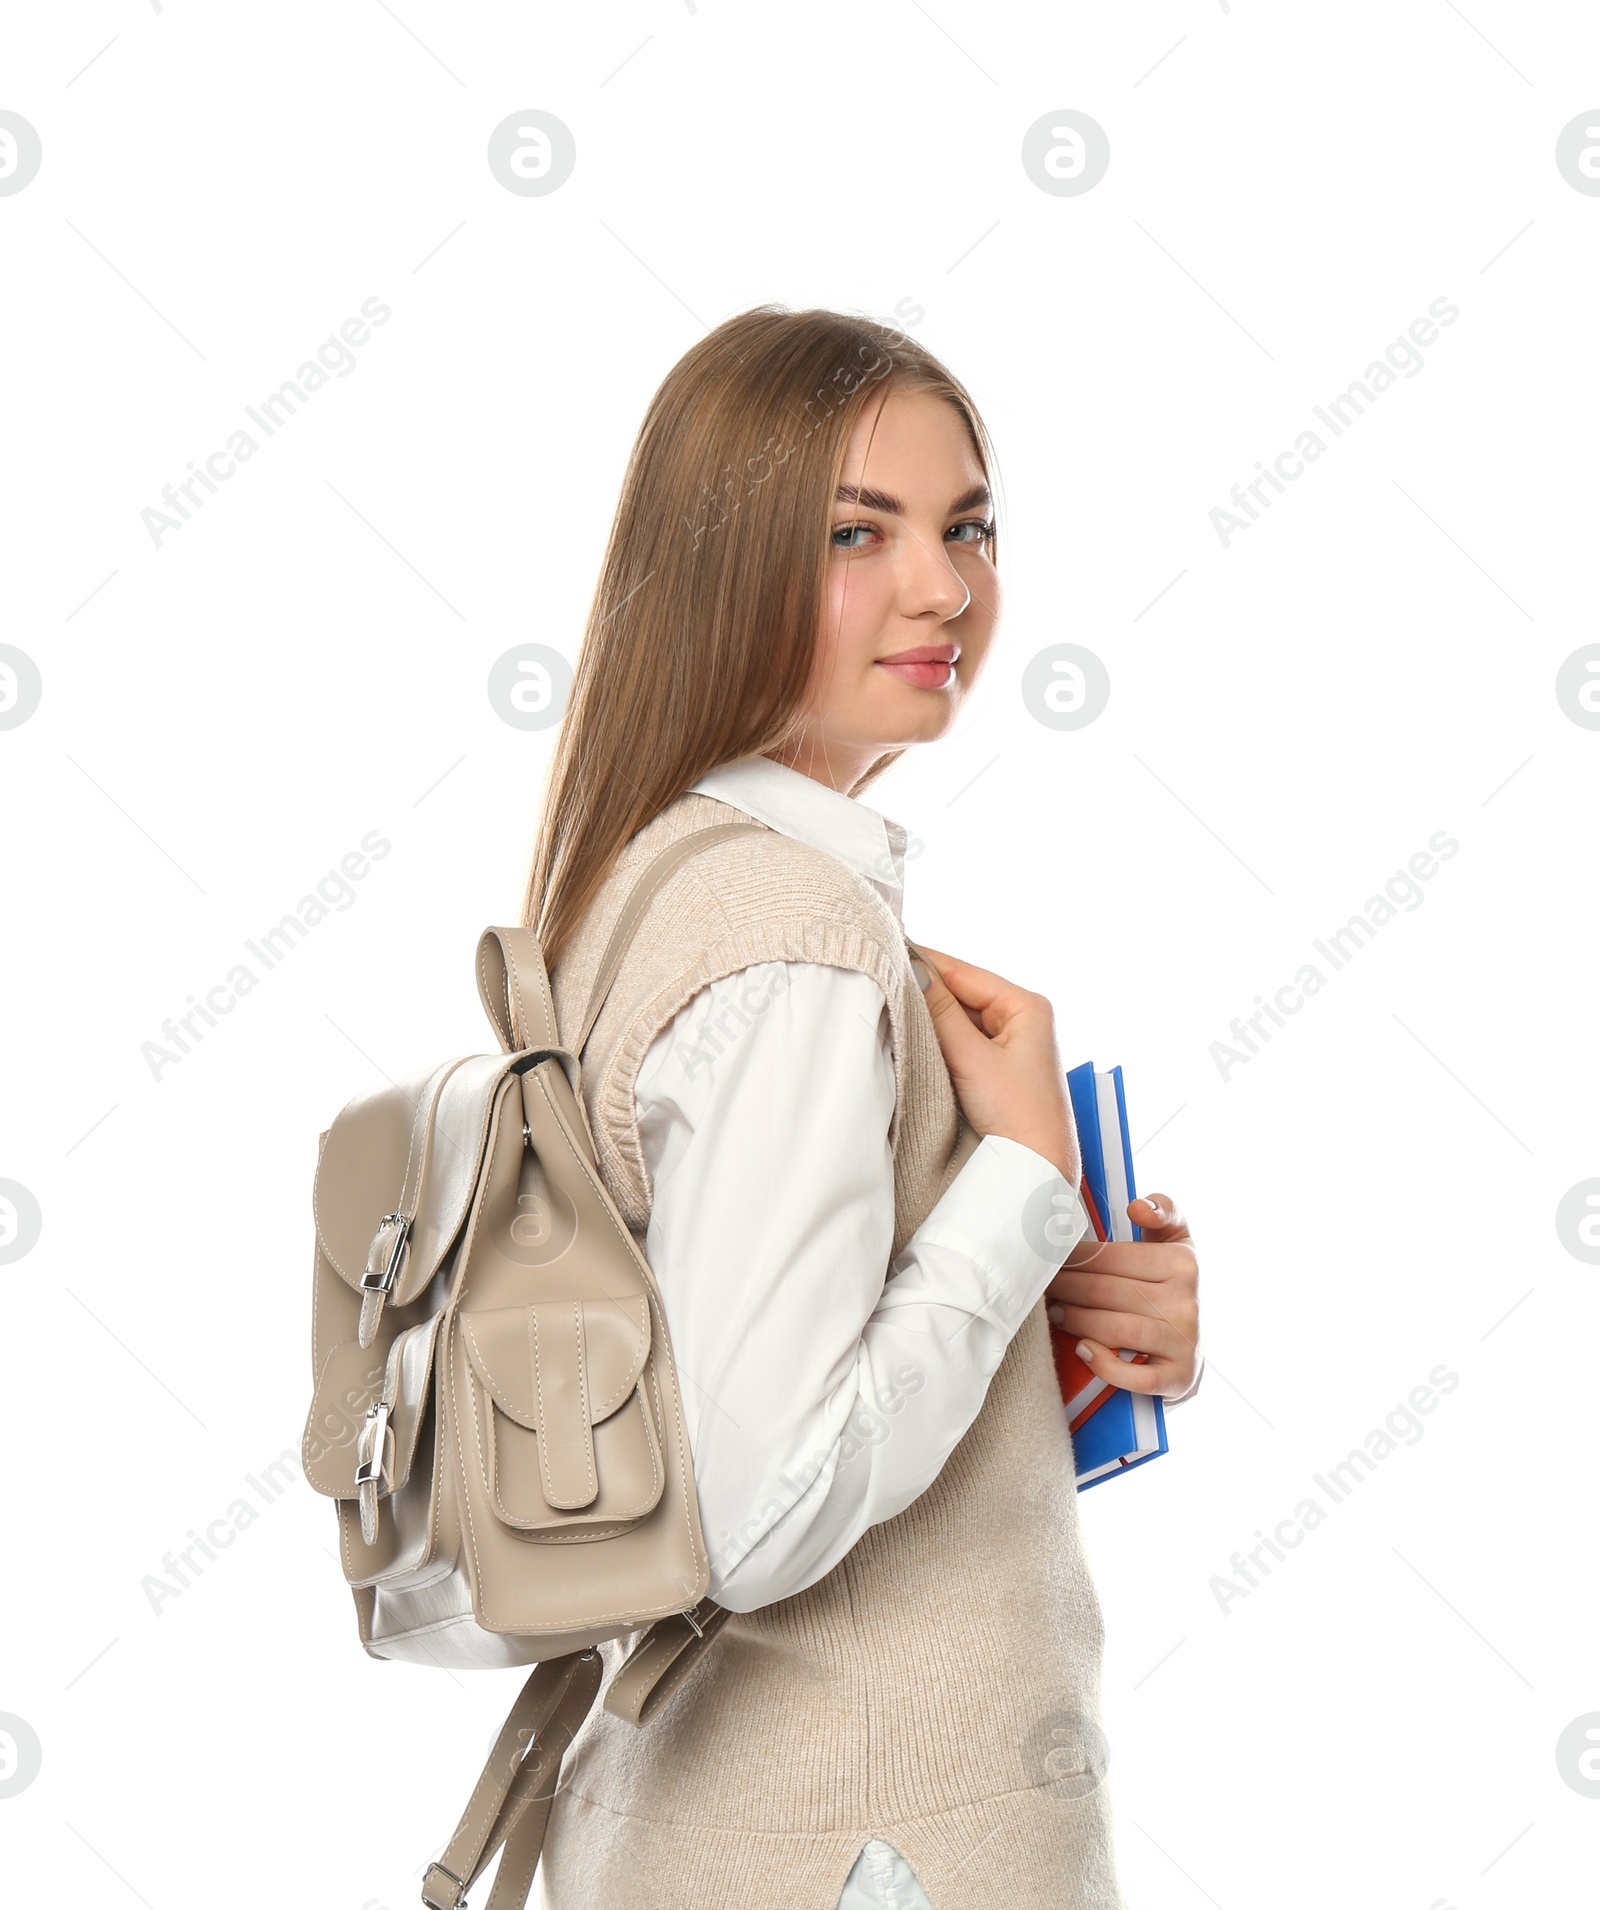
[832, 518, 994, 551]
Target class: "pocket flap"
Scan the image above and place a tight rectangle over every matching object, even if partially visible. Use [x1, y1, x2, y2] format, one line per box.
[301, 1316, 441, 1499]
[462, 1297, 651, 1511]
[461, 1295, 651, 1427]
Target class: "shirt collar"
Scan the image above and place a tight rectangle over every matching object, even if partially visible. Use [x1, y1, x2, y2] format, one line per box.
[687, 754, 908, 920]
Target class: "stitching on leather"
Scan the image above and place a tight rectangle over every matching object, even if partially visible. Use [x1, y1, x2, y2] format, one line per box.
[389, 1314, 442, 1481]
[517, 931, 559, 1053]
[529, 1305, 563, 1508]
[453, 1309, 492, 1613]
[391, 1053, 479, 1302]
[646, 1302, 703, 1571]
[446, 1658, 573, 1859]
[571, 1304, 595, 1499]
[399, 1067, 435, 1209]
[461, 1296, 648, 1426]
[462, 1314, 535, 1423]
[508, 948, 538, 1052]
[477, 936, 512, 1051]
[532, 945, 560, 1050]
[426, 1314, 452, 1566]
[584, 1293, 649, 1418]
[491, 1391, 660, 1529]
[525, 1302, 600, 1509]
[525, 1069, 665, 1292]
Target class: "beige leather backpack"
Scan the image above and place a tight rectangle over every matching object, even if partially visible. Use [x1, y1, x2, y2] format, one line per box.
[301, 820, 766, 1910]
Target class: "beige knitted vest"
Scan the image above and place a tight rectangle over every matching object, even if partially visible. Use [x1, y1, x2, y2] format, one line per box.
[537, 789, 1123, 1910]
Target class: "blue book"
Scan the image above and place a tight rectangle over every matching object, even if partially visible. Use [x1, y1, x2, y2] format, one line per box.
[1070, 1377, 1170, 1489]
[1057, 1063, 1170, 1491]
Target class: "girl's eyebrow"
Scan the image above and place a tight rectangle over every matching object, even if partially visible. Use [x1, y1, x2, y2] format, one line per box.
[834, 482, 992, 517]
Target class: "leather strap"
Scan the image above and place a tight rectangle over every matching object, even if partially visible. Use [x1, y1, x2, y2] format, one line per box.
[420, 1648, 603, 1910]
[603, 1596, 732, 1727]
[573, 820, 769, 1057]
[477, 927, 562, 1054]
[420, 1604, 732, 1909]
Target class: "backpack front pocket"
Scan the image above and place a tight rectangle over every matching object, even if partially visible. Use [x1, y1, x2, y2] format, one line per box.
[460, 1296, 664, 1535]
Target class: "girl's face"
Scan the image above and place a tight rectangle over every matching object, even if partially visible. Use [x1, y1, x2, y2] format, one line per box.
[771, 381, 1000, 790]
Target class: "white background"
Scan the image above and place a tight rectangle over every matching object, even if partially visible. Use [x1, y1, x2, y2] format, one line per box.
[2, 4, 1597, 1907]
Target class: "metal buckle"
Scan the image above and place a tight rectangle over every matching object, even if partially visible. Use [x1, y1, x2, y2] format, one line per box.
[354, 1400, 391, 1486]
[360, 1212, 410, 1293]
[420, 1861, 469, 1910]
[681, 1604, 705, 1639]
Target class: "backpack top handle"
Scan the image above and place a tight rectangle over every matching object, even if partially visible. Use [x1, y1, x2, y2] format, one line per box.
[476, 925, 561, 1054]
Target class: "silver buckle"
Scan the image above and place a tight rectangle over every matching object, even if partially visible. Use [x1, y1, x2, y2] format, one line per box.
[354, 1400, 391, 1486]
[681, 1604, 705, 1639]
[421, 1861, 469, 1910]
[360, 1212, 410, 1293]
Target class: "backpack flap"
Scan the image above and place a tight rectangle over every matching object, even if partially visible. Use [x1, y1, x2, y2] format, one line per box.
[313, 1053, 518, 1348]
[460, 1295, 664, 1531]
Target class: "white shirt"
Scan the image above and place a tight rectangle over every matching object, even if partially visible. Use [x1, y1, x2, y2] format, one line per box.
[633, 754, 1091, 1613]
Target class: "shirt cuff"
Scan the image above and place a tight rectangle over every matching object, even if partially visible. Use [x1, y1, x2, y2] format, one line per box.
[907, 1133, 1090, 1337]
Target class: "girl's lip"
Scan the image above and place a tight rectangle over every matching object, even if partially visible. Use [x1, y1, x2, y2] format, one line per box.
[876, 646, 958, 664]
[875, 657, 957, 689]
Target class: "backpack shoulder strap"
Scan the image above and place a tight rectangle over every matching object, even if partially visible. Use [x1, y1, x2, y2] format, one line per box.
[418, 1601, 733, 1910]
[603, 1596, 733, 1726]
[420, 1647, 603, 1910]
[477, 819, 767, 1055]
[572, 818, 768, 1056]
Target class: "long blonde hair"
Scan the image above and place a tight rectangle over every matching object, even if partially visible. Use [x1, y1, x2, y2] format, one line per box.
[523, 303, 998, 969]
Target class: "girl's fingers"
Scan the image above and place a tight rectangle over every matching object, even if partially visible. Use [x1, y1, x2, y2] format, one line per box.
[1051, 1268, 1182, 1314]
[914, 949, 993, 1057]
[1060, 1238, 1196, 1281]
[1052, 1244, 1196, 1293]
[1134, 1192, 1192, 1243]
[1053, 1308, 1173, 1355]
[914, 943, 1036, 1036]
[1070, 1337, 1174, 1396]
[913, 943, 1013, 1012]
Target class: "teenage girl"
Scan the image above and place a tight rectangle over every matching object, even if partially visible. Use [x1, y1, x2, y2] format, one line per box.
[524, 305, 1203, 1910]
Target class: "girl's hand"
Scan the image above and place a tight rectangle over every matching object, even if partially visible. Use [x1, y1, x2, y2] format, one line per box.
[1046, 1193, 1201, 1399]
[912, 943, 1080, 1185]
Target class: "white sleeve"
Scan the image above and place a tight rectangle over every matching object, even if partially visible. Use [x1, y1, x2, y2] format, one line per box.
[633, 958, 1089, 1613]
